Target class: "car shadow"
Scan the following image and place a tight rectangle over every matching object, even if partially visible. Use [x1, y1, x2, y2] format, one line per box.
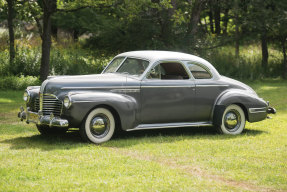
[1, 127, 267, 150]
[0, 130, 84, 151]
[112, 126, 266, 141]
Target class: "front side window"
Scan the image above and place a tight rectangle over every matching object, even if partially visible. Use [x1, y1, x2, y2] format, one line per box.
[147, 62, 190, 80]
[187, 62, 212, 79]
[116, 58, 149, 76]
[104, 57, 125, 73]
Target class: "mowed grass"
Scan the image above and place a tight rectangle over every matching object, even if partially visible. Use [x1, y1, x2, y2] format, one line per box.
[0, 80, 286, 191]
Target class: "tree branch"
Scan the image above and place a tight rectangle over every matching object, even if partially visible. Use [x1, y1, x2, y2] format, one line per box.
[34, 16, 43, 40]
[56, 4, 117, 13]
[56, 6, 93, 13]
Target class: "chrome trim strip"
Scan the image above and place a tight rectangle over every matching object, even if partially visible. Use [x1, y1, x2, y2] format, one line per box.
[127, 122, 212, 131]
[61, 86, 140, 90]
[141, 85, 195, 88]
[249, 107, 267, 113]
[111, 89, 140, 93]
[196, 84, 229, 87]
[41, 94, 63, 116]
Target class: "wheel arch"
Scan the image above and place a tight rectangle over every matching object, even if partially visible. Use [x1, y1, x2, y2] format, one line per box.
[86, 104, 122, 132]
[212, 89, 259, 125]
[67, 91, 137, 130]
[233, 102, 249, 122]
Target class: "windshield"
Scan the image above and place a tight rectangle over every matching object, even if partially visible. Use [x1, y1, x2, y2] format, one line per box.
[104, 57, 125, 73]
[104, 57, 149, 76]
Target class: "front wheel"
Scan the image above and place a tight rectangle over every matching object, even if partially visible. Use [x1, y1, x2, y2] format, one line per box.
[80, 108, 115, 144]
[218, 104, 246, 135]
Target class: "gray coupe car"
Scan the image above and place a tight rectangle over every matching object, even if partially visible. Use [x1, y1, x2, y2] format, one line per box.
[18, 51, 276, 143]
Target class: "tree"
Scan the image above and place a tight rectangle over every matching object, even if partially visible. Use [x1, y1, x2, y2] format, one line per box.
[6, 0, 15, 67]
[245, 0, 277, 71]
[25, 0, 115, 81]
[39, 0, 57, 81]
[272, 1, 287, 78]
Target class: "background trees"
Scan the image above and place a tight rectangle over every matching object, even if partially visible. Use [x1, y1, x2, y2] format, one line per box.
[1, 0, 286, 80]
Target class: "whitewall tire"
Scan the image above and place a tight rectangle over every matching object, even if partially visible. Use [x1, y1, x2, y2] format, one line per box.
[80, 108, 115, 144]
[219, 104, 246, 135]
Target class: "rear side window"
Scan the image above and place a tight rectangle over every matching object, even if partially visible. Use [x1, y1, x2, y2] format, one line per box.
[187, 63, 212, 79]
[147, 62, 190, 80]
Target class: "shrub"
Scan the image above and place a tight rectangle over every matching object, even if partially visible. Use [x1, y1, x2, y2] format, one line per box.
[0, 75, 40, 90]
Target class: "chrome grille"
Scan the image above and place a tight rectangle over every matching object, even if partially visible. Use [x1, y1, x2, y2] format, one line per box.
[42, 94, 62, 116]
[34, 98, 40, 112]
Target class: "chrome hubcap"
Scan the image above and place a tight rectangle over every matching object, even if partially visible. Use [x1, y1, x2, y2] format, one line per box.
[224, 110, 241, 131]
[90, 114, 110, 138]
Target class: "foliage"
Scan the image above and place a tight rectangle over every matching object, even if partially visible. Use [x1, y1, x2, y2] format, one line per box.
[0, 39, 112, 77]
[0, 80, 287, 191]
[1, 0, 287, 79]
[204, 45, 283, 80]
[0, 75, 40, 90]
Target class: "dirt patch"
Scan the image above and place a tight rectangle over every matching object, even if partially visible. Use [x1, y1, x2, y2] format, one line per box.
[111, 148, 286, 192]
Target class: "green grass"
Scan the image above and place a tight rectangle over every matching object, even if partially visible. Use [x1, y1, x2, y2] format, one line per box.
[0, 80, 287, 191]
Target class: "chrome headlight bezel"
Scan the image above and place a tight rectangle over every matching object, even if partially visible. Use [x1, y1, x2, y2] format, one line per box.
[23, 90, 30, 103]
[63, 95, 72, 109]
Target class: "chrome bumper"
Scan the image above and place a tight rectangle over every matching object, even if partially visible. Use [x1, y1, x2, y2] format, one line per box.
[18, 107, 69, 128]
[267, 107, 276, 114]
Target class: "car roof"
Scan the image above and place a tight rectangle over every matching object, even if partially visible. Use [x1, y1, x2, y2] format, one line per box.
[117, 50, 221, 79]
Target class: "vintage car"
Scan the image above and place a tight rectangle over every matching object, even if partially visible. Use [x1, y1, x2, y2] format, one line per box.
[18, 51, 276, 143]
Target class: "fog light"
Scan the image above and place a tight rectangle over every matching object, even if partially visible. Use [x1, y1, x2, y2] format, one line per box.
[23, 90, 30, 103]
[63, 96, 71, 109]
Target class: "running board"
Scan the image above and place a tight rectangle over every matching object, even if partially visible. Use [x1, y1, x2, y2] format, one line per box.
[127, 122, 213, 131]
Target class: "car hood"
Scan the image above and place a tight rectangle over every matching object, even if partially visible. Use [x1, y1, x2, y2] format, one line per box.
[40, 73, 140, 96]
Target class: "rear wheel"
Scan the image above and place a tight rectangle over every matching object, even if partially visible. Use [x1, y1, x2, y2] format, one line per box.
[218, 104, 246, 135]
[80, 108, 115, 144]
[36, 125, 68, 135]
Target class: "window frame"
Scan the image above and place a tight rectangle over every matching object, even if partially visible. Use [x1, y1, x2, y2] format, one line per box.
[102, 56, 150, 78]
[102, 56, 127, 74]
[185, 61, 213, 80]
[143, 60, 193, 81]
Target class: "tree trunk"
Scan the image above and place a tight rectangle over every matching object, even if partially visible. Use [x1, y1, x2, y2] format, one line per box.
[214, 0, 221, 35]
[235, 25, 239, 58]
[51, 24, 57, 40]
[7, 0, 15, 67]
[186, 0, 204, 44]
[282, 37, 287, 79]
[223, 8, 229, 34]
[73, 29, 79, 42]
[261, 31, 268, 70]
[208, 10, 214, 34]
[234, 0, 240, 59]
[39, 0, 57, 81]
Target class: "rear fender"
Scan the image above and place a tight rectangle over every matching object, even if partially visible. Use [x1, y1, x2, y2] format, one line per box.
[213, 89, 267, 126]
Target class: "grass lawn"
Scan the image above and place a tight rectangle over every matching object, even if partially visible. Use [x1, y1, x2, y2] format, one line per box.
[0, 80, 286, 191]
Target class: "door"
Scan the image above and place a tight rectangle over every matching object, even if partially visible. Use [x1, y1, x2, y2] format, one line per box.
[140, 62, 196, 124]
[185, 61, 228, 121]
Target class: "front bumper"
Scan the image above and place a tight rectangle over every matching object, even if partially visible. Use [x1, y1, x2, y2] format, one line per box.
[18, 107, 69, 128]
[267, 107, 276, 114]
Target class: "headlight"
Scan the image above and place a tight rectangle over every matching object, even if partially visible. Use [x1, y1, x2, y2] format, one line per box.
[23, 90, 30, 103]
[63, 96, 72, 109]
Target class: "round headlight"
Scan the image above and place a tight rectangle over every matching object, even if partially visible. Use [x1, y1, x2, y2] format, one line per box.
[63, 96, 71, 109]
[23, 90, 30, 103]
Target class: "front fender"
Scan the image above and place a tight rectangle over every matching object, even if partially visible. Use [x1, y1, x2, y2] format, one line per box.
[62, 92, 138, 129]
[213, 89, 268, 126]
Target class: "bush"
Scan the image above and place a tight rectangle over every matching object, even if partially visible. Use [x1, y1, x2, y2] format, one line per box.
[0, 45, 112, 77]
[201, 45, 282, 80]
[0, 75, 40, 90]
